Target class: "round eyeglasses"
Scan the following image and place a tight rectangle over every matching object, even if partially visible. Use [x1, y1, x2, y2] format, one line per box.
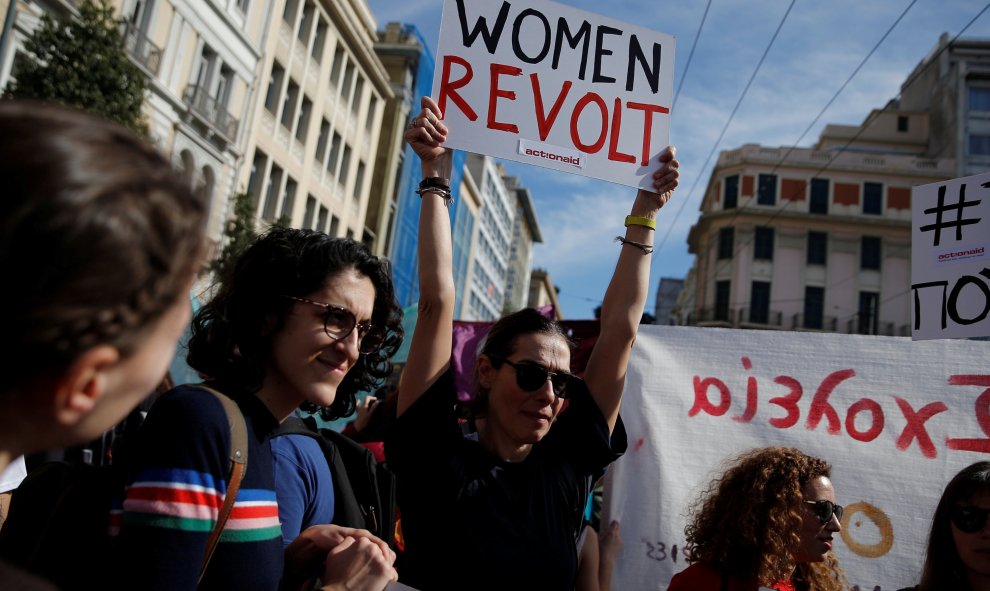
[283, 295, 385, 354]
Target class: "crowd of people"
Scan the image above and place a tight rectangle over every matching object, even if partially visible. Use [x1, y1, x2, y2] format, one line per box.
[0, 97, 984, 591]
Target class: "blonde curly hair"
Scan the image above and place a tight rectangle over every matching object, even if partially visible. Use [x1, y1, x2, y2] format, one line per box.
[683, 447, 848, 591]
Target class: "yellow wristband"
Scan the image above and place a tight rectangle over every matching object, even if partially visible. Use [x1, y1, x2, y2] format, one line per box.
[625, 215, 656, 230]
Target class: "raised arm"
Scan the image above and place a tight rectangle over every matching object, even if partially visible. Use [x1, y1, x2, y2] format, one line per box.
[396, 96, 456, 417]
[583, 148, 679, 432]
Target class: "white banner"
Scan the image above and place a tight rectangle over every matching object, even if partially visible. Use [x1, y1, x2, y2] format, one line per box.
[605, 325, 990, 590]
[911, 171, 990, 340]
[431, 0, 675, 189]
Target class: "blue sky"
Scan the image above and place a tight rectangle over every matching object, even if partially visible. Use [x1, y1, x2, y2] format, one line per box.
[368, 0, 989, 319]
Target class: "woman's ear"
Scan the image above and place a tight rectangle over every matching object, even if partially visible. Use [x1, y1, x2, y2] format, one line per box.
[52, 345, 120, 427]
[477, 354, 496, 390]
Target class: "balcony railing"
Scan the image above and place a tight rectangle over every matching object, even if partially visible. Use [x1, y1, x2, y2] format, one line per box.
[122, 23, 162, 75]
[790, 313, 839, 332]
[183, 84, 239, 142]
[738, 308, 783, 327]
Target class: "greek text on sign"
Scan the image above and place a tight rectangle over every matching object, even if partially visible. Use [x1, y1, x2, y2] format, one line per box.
[911, 171, 990, 340]
[431, 0, 675, 189]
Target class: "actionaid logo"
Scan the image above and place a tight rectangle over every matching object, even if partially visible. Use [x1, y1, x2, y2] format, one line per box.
[517, 139, 585, 169]
[935, 244, 987, 265]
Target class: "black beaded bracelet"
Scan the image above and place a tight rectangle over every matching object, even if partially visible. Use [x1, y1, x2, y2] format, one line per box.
[614, 235, 654, 254]
[416, 178, 453, 207]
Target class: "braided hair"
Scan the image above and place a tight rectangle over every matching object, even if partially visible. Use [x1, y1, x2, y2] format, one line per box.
[0, 101, 208, 393]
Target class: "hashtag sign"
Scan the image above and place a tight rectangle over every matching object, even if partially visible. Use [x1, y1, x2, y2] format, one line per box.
[919, 182, 984, 247]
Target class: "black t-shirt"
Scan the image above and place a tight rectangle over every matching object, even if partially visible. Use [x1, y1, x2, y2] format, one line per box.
[385, 369, 627, 590]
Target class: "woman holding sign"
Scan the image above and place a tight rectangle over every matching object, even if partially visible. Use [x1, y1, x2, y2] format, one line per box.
[385, 96, 679, 590]
[668, 447, 848, 591]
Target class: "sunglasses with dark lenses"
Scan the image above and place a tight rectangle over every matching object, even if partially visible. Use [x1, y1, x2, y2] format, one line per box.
[488, 355, 580, 398]
[804, 500, 844, 524]
[952, 506, 990, 534]
[284, 295, 385, 354]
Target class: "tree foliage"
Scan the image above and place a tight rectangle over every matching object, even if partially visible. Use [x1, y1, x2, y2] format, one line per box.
[5, 0, 148, 135]
[211, 192, 258, 279]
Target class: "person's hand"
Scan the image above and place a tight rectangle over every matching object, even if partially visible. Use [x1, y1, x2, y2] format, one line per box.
[320, 536, 398, 591]
[285, 525, 395, 587]
[638, 146, 679, 208]
[599, 520, 623, 561]
[599, 520, 623, 591]
[353, 396, 379, 433]
[404, 96, 452, 178]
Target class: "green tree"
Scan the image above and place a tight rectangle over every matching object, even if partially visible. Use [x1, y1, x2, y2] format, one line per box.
[212, 192, 258, 278]
[5, 0, 148, 135]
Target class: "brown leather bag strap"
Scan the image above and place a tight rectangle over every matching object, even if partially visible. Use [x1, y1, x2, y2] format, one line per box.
[189, 384, 249, 584]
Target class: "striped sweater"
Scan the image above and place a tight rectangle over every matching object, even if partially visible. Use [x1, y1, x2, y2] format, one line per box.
[117, 385, 284, 590]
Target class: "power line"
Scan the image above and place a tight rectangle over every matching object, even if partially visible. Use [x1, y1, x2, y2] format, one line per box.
[670, 0, 712, 113]
[654, 0, 797, 257]
[704, 2, 989, 281]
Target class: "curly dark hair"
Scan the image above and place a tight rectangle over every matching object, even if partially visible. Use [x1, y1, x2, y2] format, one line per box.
[187, 227, 403, 420]
[0, 100, 208, 393]
[465, 307, 571, 418]
[918, 461, 990, 591]
[684, 447, 847, 591]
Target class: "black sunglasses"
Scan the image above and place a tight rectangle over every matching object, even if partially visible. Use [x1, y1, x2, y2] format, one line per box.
[952, 506, 990, 534]
[487, 355, 580, 398]
[283, 295, 385, 354]
[804, 500, 844, 524]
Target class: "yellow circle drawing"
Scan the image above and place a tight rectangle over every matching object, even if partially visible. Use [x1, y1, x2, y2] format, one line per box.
[840, 502, 893, 558]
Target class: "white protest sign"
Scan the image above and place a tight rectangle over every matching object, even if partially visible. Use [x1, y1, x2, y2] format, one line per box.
[604, 325, 990, 590]
[431, 0, 675, 189]
[911, 171, 990, 340]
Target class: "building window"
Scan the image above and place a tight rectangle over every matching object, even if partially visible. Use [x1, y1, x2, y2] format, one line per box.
[326, 132, 341, 175]
[315, 119, 330, 164]
[754, 227, 774, 260]
[317, 206, 328, 233]
[353, 161, 365, 201]
[863, 182, 883, 215]
[311, 19, 328, 61]
[280, 178, 297, 221]
[297, 2, 314, 46]
[970, 134, 990, 156]
[264, 63, 285, 113]
[861, 236, 881, 270]
[804, 286, 824, 330]
[858, 291, 879, 335]
[235, 0, 249, 14]
[280, 80, 300, 129]
[724, 175, 738, 209]
[757, 174, 777, 206]
[750, 281, 770, 324]
[295, 97, 312, 143]
[337, 145, 351, 186]
[303, 195, 316, 229]
[715, 280, 730, 322]
[350, 76, 364, 116]
[261, 164, 284, 222]
[807, 231, 827, 266]
[329, 44, 344, 86]
[810, 178, 828, 214]
[718, 227, 734, 260]
[897, 115, 908, 132]
[282, 0, 298, 26]
[340, 62, 355, 101]
[247, 150, 268, 212]
[365, 96, 378, 132]
[969, 87, 990, 111]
